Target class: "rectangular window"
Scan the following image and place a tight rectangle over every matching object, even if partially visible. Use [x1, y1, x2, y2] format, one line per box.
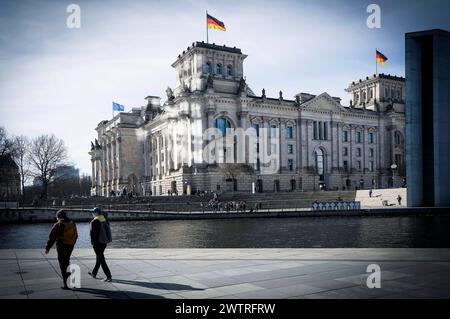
[369, 148, 374, 157]
[343, 160, 348, 172]
[287, 144, 293, 154]
[357, 161, 362, 171]
[252, 123, 260, 137]
[270, 125, 277, 138]
[342, 130, 348, 142]
[357, 148, 361, 157]
[323, 122, 328, 140]
[288, 159, 294, 171]
[286, 126, 293, 139]
[313, 122, 318, 140]
[318, 122, 323, 140]
[370, 161, 374, 172]
[356, 131, 362, 143]
[255, 158, 261, 171]
[256, 143, 260, 153]
[343, 147, 348, 156]
[369, 132, 374, 144]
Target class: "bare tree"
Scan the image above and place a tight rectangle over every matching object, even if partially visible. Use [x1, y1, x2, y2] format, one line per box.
[11, 135, 31, 196]
[0, 127, 13, 156]
[29, 134, 68, 199]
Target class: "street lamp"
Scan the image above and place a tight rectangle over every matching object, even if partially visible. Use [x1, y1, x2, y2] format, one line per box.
[390, 164, 397, 188]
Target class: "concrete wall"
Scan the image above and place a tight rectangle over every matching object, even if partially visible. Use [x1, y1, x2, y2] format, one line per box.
[406, 29, 450, 207]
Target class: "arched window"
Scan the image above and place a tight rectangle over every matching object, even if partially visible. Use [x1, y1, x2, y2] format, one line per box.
[216, 63, 222, 75]
[315, 149, 324, 181]
[203, 62, 211, 74]
[215, 118, 232, 136]
[395, 131, 402, 145]
[226, 65, 232, 76]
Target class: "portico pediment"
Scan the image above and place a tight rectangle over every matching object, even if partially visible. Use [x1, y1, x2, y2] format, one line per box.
[302, 92, 342, 111]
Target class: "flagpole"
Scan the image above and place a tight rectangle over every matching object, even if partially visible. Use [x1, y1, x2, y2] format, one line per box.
[206, 10, 209, 44]
[375, 48, 378, 76]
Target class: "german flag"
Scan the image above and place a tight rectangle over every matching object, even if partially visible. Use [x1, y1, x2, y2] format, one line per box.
[376, 50, 388, 66]
[207, 14, 226, 31]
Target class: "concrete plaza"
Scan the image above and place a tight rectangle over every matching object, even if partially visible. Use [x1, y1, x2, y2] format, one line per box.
[1, 248, 450, 299]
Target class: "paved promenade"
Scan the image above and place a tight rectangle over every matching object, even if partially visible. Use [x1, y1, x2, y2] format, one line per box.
[1, 249, 450, 299]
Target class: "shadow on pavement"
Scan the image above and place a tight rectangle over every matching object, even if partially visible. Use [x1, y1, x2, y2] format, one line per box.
[112, 279, 203, 291]
[74, 287, 167, 299]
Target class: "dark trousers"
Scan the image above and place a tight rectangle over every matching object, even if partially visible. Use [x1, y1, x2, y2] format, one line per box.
[93, 243, 111, 278]
[57, 244, 74, 287]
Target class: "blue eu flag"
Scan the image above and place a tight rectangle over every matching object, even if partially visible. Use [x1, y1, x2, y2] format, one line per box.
[112, 101, 125, 111]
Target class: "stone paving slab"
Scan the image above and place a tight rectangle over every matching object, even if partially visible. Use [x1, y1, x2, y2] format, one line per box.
[1, 249, 450, 299]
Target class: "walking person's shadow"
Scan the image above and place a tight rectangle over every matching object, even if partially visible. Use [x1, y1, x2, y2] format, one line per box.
[74, 287, 166, 299]
[112, 279, 204, 291]
[74, 278, 203, 299]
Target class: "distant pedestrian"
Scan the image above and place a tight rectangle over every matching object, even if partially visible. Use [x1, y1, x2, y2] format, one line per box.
[369, 189, 373, 198]
[397, 195, 402, 206]
[89, 207, 112, 282]
[45, 209, 78, 290]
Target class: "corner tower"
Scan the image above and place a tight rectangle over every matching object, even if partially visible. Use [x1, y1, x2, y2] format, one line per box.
[171, 41, 247, 96]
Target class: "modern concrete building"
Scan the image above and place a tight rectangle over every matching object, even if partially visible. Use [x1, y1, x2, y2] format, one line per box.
[406, 29, 450, 207]
[90, 41, 406, 197]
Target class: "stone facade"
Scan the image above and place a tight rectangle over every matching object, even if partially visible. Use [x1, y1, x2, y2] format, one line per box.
[89, 41, 406, 196]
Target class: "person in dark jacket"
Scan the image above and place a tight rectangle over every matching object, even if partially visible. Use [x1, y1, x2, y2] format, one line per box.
[45, 209, 78, 289]
[88, 207, 112, 282]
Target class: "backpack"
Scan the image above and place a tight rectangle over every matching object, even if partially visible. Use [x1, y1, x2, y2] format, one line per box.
[98, 220, 112, 244]
[59, 221, 77, 245]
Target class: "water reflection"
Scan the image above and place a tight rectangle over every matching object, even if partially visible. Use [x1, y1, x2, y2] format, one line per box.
[0, 215, 449, 249]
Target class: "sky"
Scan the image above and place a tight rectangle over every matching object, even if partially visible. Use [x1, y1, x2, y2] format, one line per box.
[0, 0, 449, 175]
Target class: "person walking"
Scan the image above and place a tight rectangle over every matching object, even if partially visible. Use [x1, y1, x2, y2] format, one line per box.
[369, 189, 373, 198]
[88, 207, 112, 282]
[397, 195, 402, 206]
[45, 209, 78, 290]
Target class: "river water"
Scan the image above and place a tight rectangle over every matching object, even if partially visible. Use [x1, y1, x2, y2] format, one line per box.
[1, 215, 449, 249]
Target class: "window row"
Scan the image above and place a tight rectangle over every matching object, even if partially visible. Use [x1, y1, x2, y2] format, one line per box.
[204, 63, 233, 76]
[342, 147, 375, 157]
[342, 130, 375, 144]
[343, 160, 376, 172]
[252, 158, 295, 171]
[251, 123, 294, 139]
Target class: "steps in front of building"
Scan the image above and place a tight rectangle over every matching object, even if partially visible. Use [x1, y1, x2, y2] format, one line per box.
[356, 188, 407, 208]
[49, 190, 357, 211]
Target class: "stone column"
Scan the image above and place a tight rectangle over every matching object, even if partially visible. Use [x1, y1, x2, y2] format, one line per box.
[362, 125, 366, 172]
[296, 117, 302, 170]
[349, 125, 354, 171]
[278, 119, 284, 173]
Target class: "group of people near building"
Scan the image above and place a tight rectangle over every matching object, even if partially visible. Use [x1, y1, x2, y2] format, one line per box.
[45, 207, 112, 289]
